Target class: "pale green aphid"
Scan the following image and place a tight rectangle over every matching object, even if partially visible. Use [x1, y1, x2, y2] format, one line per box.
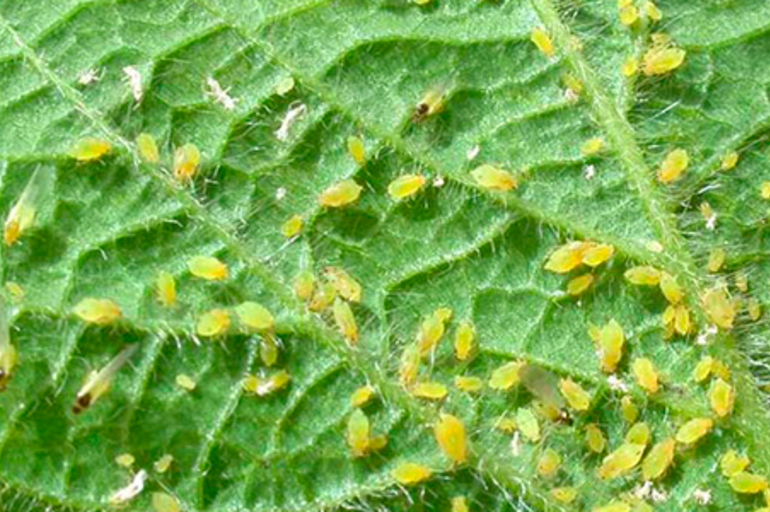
[0, 295, 18, 391]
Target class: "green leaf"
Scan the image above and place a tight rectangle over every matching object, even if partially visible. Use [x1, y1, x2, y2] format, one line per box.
[2, 0, 770, 510]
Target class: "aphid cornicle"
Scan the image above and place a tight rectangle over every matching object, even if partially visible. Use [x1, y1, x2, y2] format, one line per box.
[173, 143, 201, 181]
[137, 133, 160, 164]
[188, 256, 228, 281]
[319, 179, 363, 207]
[434, 413, 468, 464]
[73, 344, 138, 414]
[70, 137, 112, 162]
[4, 167, 50, 246]
[0, 296, 18, 391]
[73, 298, 122, 325]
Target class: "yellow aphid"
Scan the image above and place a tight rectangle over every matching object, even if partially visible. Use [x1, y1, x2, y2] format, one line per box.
[333, 298, 359, 345]
[598, 319, 625, 373]
[693, 356, 714, 382]
[619, 5, 640, 26]
[348, 385, 374, 408]
[233, 301, 274, 331]
[188, 256, 228, 281]
[388, 174, 427, 200]
[281, 214, 303, 238]
[173, 143, 201, 181]
[455, 375, 483, 393]
[0, 296, 18, 390]
[581, 137, 605, 156]
[494, 415, 517, 433]
[642, 437, 675, 480]
[625, 422, 651, 446]
[762, 182, 770, 200]
[721, 151, 739, 171]
[417, 308, 450, 356]
[155, 271, 177, 307]
[347, 408, 371, 457]
[700, 201, 715, 221]
[673, 304, 691, 335]
[347, 135, 366, 164]
[545, 241, 587, 274]
[411, 381, 448, 400]
[624, 266, 661, 285]
[702, 286, 736, 329]
[137, 133, 160, 163]
[643, 44, 686, 76]
[242, 370, 291, 396]
[196, 309, 230, 337]
[471, 164, 518, 192]
[659, 272, 683, 304]
[276, 76, 295, 95]
[175, 373, 196, 391]
[559, 378, 591, 411]
[70, 137, 112, 162]
[73, 298, 122, 325]
[735, 271, 749, 293]
[551, 487, 578, 503]
[567, 273, 594, 296]
[583, 244, 615, 267]
[391, 462, 432, 485]
[318, 179, 363, 207]
[709, 378, 735, 417]
[399, 343, 420, 388]
[454, 321, 475, 361]
[657, 149, 689, 184]
[73, 344, 138, 414]
[154, 454, 174, 474]
[586, 423, 607, 453]
[259, 333, 279, 366]
[644, 1, 662, 20]
[516, 407, 541, 442]
[151, 492, 181, 512]
[435, 307, 453, 322]
[748, 298, 762, 321]
[294, 271, 315, 301]
[533, 401, 561, 423]
[115, 453, 135, 467]
[3, 168, 49, 246]
[5, 282, 24, 301]
[632, 358, 660, 394]
[537, 448, 562, 478]
[324, 267, 362, 303]
[369, 434, 388, 452]
[412, 86, 446, 122]
[489, 361, 524, 390]
[729, 472, 769, 494]
[622, 57, 639, 77]
[309, 281, 336, 312]
[530, 27, 555, 57]
[599, 442, 646, 479]
[708, 248, 726, 273]
[721, 450, 750, 477]
[434, 413, 468, 464]
[451, 496, 469, 512]
[621, 395, 639, 423]
[713, 359, 731, 380]
[593, 502, 631, 512]
[563, 74, 584, 95]
[675, 418, 713, 445]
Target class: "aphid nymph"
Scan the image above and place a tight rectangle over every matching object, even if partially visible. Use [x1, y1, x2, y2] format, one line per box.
[73, 344, 138, 414]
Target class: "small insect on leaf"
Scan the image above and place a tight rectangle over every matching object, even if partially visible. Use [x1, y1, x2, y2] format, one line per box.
[708, 378, 735, 418]
[5, 282, 24, 302]
[454, 320, 475, 361]
[154, 454, 174, 474]
[451, 496, 469, 512]
[721, 450, 750, 477]
[242, 370, 291, 397]
[324, 267, 362, 303]
[388, 174, 427, 201]
[659, 272, 683, 304]
[151, 492, 181, 512]
[260, 333, 279, 367]
[391, 461, 432, 485]
[399, 343, 421, 388]
[598, 442, 646, 479]
[333, 298, 359, 345]
[729, 472, 769, 494]
[545, 241, 589, 274]
[631, 358, 660, 394]
[586, 423, 607, 453]
[3, 167, 50, 246]
[582, 244, 615, 267]
[494, 415, 517, 433]
[721, 151, 739, 171]
[489, 361, 525, 390]
[347, 136, 366, 164]
[598, 319, 625, 373]
[234, 301, 275, 331]
[351, 385, 375, 407]
[0, 296, 18, 391]
[73, 344, 138, 414]
[551, 487, 578, 504]
[621, 395, 639, 423]
[581, 137, 605, 156]
[347, 408, 371, 457]
[642, 42, 686, 76]
[175, 374, 196, 391]
[708, 248, 726, 273]
[412, 86, 446, 123]
[115, 453, 135, 468]
[762, 182, 770, 200]
[520, 364, 565, 411]
[748, 298, 762, 321]
[559, 378, 591, 411]
[530, 27, 555, 57]
[454, 375, 483, 393]
[416, 308, 451, 357]
[642, 437, 675, 481]
[644, 1, 662, 21]
[625, 422, 651, 446]
[188, 256, 228, 281]
[471, 164, 518, 192]
[196, 309, 231, 337]
[567, 273, 594, 296]
[281, 214, 303, 238]
[434, 413, 468, 464]
[625, 266, 661, 285]
[411, 381, 448, 400]
[675, 418, 713, 446]
[593, 501, 631, 512]
[693, 356, 714, 383]
[73, 298, 122, 325]
[173, 143, 201, 181]
[657, 148, 689, 184]
[563, 73, 584, 96]
[516, 407, 541, 442]
[702, 286, 736, 330]
[734, 271, 749, 293]
[136, 133, 160, 163]
[155, 271, 177, 307]
[536, 448, 562, 478]
[622, 56, 639, 77]
[309, 281, 336, 312]
[294, 271, 316, 302]
[70, 137, 112, 162]
[619, 4, 639, 25]
[319, 179, 363, 207]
